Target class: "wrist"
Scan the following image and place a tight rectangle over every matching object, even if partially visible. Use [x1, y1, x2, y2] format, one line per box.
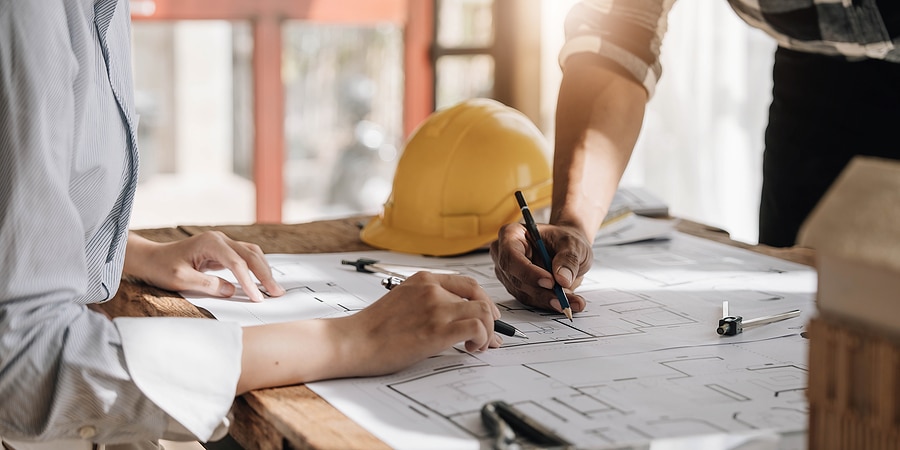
[550, 204, 605, 243]
[317, 317, 362, 379]
[123, 233, 159, 277]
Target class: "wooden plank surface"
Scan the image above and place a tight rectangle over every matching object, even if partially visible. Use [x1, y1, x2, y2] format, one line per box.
[179, 216, 374, 254]
[240, 387, 390, 450]
[100, 216, 815, 449]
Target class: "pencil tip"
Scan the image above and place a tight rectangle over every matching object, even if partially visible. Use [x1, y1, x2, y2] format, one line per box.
[563, 308, 573, 322]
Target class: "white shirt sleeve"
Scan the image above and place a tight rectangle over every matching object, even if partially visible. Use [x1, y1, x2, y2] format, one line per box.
[115, 317, 242, 442]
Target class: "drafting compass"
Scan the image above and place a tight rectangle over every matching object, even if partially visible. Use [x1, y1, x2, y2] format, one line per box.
[717, 300, 801, 336]
[341, 257, 459, 279]
[481, 400, 573, 450]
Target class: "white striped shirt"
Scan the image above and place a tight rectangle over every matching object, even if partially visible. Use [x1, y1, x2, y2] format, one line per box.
[1, 0, 240, 445]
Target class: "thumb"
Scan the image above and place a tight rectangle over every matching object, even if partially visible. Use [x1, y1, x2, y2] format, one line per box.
[551, 247, 585, 289]
[555, 265, 576, 288]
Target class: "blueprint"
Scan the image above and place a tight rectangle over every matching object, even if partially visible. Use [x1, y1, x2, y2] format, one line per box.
[182, 231, 816, 449]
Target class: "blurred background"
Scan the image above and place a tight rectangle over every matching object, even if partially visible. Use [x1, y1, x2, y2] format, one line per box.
[129, 0, 774, 244]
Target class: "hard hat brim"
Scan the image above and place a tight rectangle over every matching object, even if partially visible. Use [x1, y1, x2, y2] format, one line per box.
[360, 191, 552, 257]
[360, 215, 499, 257]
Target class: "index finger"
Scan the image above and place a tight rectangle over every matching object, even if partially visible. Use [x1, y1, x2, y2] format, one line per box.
[433, 274, 500, 318]
[433, 273, 486, 301]
[213, 246, 264, 302]
[232, 241, 285, 297]
[437, 274, 503, 352]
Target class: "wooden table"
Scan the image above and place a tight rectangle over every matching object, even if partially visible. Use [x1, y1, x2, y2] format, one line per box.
[94, 216, 814, 450]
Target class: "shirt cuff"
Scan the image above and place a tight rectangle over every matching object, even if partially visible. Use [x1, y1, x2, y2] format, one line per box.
[114, 317, 242, 442]
[560, 36, 660, 98]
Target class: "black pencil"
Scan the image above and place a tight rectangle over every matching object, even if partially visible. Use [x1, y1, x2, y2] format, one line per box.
[514, 191, 574, 321]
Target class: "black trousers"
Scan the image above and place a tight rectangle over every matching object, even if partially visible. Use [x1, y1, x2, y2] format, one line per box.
[760, 47, 900, 247]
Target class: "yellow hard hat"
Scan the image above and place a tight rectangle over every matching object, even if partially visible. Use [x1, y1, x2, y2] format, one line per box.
[361, 98, 553, 256]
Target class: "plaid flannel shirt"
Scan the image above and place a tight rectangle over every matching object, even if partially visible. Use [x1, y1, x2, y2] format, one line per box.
[561, 0, 900, 97]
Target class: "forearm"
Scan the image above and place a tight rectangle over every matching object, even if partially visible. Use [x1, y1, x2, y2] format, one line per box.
[237, 319, 346, 394]
[551, 57, 648, 240]
[237, 273, 500, 393]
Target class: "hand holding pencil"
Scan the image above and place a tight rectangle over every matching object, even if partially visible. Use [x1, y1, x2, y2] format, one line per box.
[383, 276, 528, 339]
[514, 191, 574, 321]
[489, 192, 590, 318]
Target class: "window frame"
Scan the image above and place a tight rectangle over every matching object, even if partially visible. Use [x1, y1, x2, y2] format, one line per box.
[131, 0, 431, 223]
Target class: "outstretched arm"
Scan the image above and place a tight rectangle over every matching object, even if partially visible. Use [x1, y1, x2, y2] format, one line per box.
[551, 55, 647, 241]
[491, 0, 673, 313]
[491, 56, 647, 313]
[236, 272, 502, 393]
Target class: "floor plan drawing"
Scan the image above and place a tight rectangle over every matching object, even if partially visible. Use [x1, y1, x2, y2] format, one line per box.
[182, 230, 816, 449]
[386, 338, 807, 446]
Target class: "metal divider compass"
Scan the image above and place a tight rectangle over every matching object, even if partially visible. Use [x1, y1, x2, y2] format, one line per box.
[717, 300, 801, 336]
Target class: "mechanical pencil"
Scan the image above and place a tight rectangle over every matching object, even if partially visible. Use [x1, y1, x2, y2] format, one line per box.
[381, 276, 528, 339]
[514, 191, 573, 321]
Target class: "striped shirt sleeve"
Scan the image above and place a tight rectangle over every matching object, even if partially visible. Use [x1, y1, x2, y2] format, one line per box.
[559, 0, 677, 98]
[0, 0, 240, 444]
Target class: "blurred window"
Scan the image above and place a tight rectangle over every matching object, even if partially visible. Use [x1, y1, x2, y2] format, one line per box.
[131, 21, 255, 228]
[129, 1, 411, 227]
[282, 23, 403, 222]
[129, 1, 533, 227]
[434, 0, 495, 109]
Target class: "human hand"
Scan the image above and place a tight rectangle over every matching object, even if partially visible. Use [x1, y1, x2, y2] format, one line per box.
[328, 272, 503, 377]
[490, 222, 591, 314]
[237, 272, 502, 390]
[124, 232, 285, 302]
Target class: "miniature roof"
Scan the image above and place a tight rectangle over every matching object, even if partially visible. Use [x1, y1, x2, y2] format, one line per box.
[798, 156, 900, 274]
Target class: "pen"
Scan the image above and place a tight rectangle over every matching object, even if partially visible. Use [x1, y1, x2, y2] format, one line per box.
[514, 191, 574, 321]
[381, 276, 528, 339]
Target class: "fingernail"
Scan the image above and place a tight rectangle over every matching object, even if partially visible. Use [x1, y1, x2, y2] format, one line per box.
[550, 298, 562, 313]
[557, 267, 574, 286]
[538, 278, 553, 289]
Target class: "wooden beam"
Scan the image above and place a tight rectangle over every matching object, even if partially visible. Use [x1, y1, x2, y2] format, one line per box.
[493, 0, 541, 125]
[132, 0, 405, 23]
[402, 0, 435, 138]
[252, 15, 284, 223]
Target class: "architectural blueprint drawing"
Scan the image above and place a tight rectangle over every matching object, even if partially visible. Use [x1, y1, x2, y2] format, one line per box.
[182, 231, 816, 449]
